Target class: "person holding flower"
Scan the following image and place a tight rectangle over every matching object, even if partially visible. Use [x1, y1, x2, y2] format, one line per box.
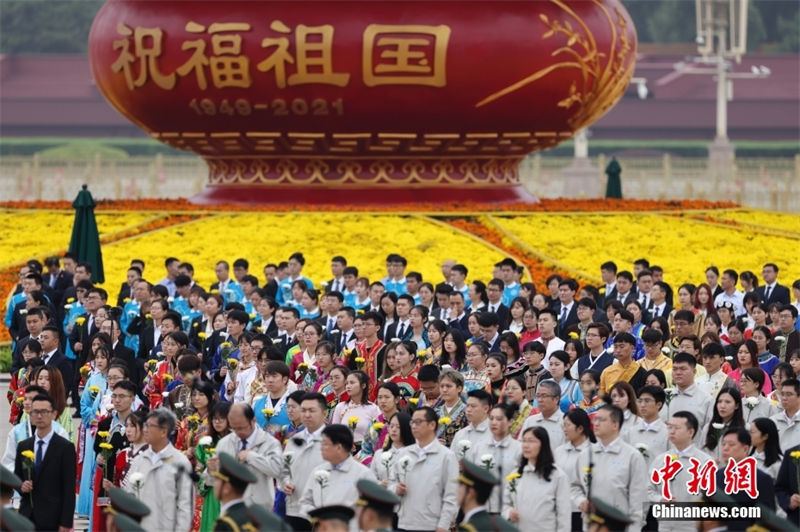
[332, 371, 380, 448]
[76, 344, 111, 517]
[320, 366, 349, 421]
[740, 367, 779, 423]
[434, 369, 468, 447]
[554, 409, 596, 531]
[501, 376, 534, 439]
[369, 412, 414, 487]
[195, 402, 231, 532]
[143, 331, 188, 409]
[289, 322, 323, 384]
[253, 361, 293, 436]
[502, 426, 570, 531]
[230, 332, 258, 403]
[424, 319, 446, 365]
[388, 407, 460, 532]
[305, 340, 339, 393]
[92, 380, 139, 531]
[440, 329, 467, 372]
[703, 387, 745, 463]
[8, 340, 42, 423]
[356, 382, 401, 465]
[14, 393, 76, 532]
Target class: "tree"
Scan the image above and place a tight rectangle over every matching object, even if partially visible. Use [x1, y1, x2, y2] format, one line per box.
[0, 0, 102, 54]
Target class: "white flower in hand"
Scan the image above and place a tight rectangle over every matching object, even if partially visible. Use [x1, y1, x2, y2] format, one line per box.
[198, 436, 213, 447]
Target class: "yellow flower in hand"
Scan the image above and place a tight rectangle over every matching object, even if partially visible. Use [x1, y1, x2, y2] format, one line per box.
[21, 450, 35, 461]
[99, 442, 114, 450]
[439, 416, 451, 425]
[75, 317, 86, 326]
[97, 431, 110, 439]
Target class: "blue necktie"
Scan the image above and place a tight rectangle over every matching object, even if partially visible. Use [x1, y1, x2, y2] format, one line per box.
[34, 440, 44, 473]
[561, 306, 568, 324]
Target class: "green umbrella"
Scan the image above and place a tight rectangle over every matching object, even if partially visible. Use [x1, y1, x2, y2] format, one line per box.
[68, 185, 104, 283]
[605, 156, 623, 199]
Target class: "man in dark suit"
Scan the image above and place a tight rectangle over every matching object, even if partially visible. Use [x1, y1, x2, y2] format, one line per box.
[714, 427, 775, 530]
[42, 256, 73, 308]
[329, 307, 356, 353]
[771, 304, 800, 359]
[613, 271, 637, 306]
[10, 307, 47, 375]
[648, 281, 673, 323]
[15, 394, 75, 531]
[447, 292, 471, 335]
[556, 278, 579, 339]
[598, 260, 618, 307]
[485, 278, 510, 330]
[757, 263, 791, 306]
[316, 291, 343, 339]
[325, 256, 347, 294]
[99, 317, 138, 384]
[261, 263, 280, 300]
[115, 265, 142, 307]
[775, 443, 800, 526]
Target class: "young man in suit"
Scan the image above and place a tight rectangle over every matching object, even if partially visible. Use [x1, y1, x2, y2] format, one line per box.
[485, 278, 510, 330]
[42, 256, 73, 308]
[15, 394, 75, 531]
[758, 263, 791, 306]
[557, 278, 579, 339]
[598, 261, 618, 306]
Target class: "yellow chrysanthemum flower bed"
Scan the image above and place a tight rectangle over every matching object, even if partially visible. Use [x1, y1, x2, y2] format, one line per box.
[492, 212, 800, 286]
[0, 209, 162, 268]
[703, 209, 800, 236]
[98, 213, 506, 290]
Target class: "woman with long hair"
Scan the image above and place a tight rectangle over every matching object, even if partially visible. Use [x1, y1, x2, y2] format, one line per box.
[462, 341, 491, 393]
[574, 369, 605, 418]
[388, 341, 421, 405]
[554, 409, 596, 532]
[609, 381, 641, 442]
[332, 370, 380, 447]
[440, 329, 467, 372]
[486, 354, 507, 403]
[406, 305, 430, 352]
[197, 402, 232, 532]
[379, 292, 398, 340]
[739, 367, 778, 424]
[502, 426, 571, 532]
[76, 344, 112, 516]
[498, 332, 524, 376]
[507, 297, 530, 335]
[704, 387, 745, 462]
[694, 283, 716, 317]
[369, 412, 414, 486]
[288, 321, 323, 384]
[356, 382, 401, 465]
[302, 340, 339, 392]
[423, 319, 447, 365]
[752, 326, 779, 376]
[728, 339, 772, 395]
[320, 365, 349, 421]
[32, 365, 73, 441]
[748, 418, 783, 480]
[469, 281, 489, 313]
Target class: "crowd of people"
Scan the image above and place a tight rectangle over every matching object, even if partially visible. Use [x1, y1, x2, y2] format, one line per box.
[3, 251, 800, 532]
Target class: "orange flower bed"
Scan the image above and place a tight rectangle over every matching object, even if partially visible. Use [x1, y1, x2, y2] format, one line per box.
[444, 218, 584, 291]
[0, 198, 737, 213]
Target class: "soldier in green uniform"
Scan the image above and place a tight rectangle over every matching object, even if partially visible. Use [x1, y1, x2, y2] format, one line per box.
[0, 466, 23, 507]
[244, 504, 293, 532]
[0, 507, 35, 532]
[587, 496, 632, 532]
[109, 512, 146, 532]
[354, 478, 400, 532]
[104, 487, 151, 523]
[307, 505, 355, 532]
[456, 459, 518, 532]
[212, 452, 258, 532]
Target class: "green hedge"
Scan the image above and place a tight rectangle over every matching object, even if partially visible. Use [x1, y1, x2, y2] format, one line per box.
[0, 136, 797, 158]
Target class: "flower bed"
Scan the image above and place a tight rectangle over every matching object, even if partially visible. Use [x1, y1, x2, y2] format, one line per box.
[492, 213, 800, 286]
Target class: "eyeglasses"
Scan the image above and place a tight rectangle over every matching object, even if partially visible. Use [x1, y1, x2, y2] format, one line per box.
[143, 423, 163, 430]
[636, 397, 654, 403]
[30, 409, 52, 416]
[111, 394, 133, 400]
[410, 419, 432, 425]
[535, 394, 556, 400]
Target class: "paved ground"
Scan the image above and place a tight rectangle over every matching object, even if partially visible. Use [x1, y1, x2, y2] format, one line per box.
[1, 374, 89, 531]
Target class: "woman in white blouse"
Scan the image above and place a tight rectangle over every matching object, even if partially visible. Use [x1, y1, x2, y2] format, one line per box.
[502, 426, 571, 532]
[332, 370, 380, 445]
[369, 412, 414, 486]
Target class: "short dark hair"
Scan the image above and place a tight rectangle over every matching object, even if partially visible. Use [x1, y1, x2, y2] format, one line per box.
[723, 269, 739, 284]
[266, 361, 290, 378]
[414, 406, 438, 424]
[723, 427, 751, 447]
[418, 364, 440, 383]
[31, 394, 55, 409]
[701, 342, 726, 358]
[673, 309, 695, 323]
[331, 255, 347, 266]
[641, 328, 663, 344]
[112, 380, 138, 395]
[613, 332, 636, 346]
[476, 312, 499, 328]
[638, 385, 665, 407]
[599, 404, 623, 430]
[322, 424, 354, 451]
[600, 261, 617, 274]
[616, 271, 633, 283]
[672, 352, 698, 367]
[672, 411, 699, 438]
[301, 392, 327, 411]
[450, 264, 468, 277]
[466, 389, 492, 406]
[227, 309, 250, 325]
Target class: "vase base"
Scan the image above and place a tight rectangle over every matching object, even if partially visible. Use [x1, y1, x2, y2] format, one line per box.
[190, 185, 539, 206]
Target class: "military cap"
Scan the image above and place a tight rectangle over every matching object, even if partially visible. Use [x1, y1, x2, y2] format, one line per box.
[588, 496, 632, 531]
[356, 478, 400, 515]
[0, 466, 22, 491]
[213, 452, 258, 490]
[112, 512, 146, 532]
[458, 459, 500, 490]
[245, 504, 293, 532]
[307, 505, 355, 527]
[106, 487, 151, 521]
[0, 508, 35, 532]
